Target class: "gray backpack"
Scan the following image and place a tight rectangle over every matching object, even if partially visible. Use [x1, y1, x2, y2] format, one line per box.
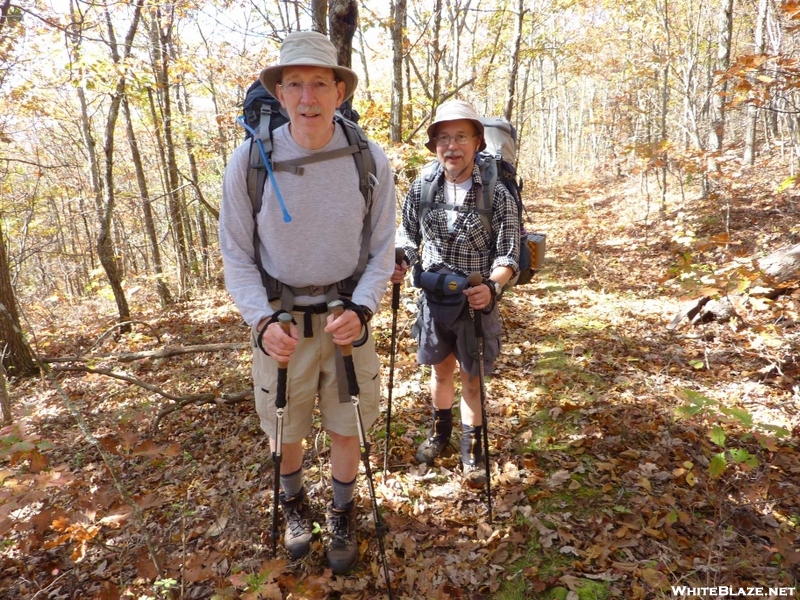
[419, 116, 545, 288]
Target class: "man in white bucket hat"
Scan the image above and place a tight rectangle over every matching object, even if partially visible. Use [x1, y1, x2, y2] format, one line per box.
[219, 31, 395, 572]
[392, 99, 520, 486]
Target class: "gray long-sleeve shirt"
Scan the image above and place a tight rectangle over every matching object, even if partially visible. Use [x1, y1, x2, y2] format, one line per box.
[219, 123, 396, 328]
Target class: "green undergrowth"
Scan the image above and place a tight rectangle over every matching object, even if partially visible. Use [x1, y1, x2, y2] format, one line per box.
[496, 333, 615, 598]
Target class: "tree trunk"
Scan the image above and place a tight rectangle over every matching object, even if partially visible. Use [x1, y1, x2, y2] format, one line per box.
[150, 9, 190, 297]
[329, 0, 358, 70]
[0, 364, 10, 424]
[122, 95, 172, 307]
[311, 0, 327, 34]
[356, 22, 372, 103]
[0, 223, 37, 378]
[708, 0, 734, 170]
[95, 0, 144, 332]
[504, 0, 525, 122]
[744, 0, 767, 165]
[431, 0, 443, 110]
[390, 0, 406, 142]
[68, 0, 134, 325]
[658, 0, 670, 214]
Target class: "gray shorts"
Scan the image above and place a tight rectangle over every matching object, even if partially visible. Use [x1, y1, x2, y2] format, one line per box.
[252, 306, 381, 443]
[413, 294, 502, 377]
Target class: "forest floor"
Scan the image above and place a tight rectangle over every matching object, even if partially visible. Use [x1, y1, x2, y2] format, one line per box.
[1, 167, 799, 600]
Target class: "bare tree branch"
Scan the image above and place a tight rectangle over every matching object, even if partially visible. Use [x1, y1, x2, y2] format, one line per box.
[42, 342, 248, 364]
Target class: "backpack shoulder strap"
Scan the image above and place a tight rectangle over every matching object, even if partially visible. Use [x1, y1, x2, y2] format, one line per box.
[335, 115, 375, 283]
[245, 103, 280, 291]
[476, 154, 496, 236]
[247, 115, 377, 299]
[419, 160, 441, 223]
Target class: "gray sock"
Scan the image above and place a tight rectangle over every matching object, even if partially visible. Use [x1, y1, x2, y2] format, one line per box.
[332, 476, 356, 509]
[280, 467, 303, 499]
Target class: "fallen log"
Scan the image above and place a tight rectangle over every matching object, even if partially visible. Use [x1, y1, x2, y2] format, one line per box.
[757, 243, 800, 286]
[668, 244, 799, 329]
[51, 364, 253, 431]
[43, 342, 249, 363]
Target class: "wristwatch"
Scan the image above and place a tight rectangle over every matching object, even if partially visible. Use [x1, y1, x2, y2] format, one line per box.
[484, 278, 502, 298]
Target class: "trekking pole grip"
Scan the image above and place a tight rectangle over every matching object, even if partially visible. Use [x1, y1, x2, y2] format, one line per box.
[467, 272, 484, 338]
[327, 301, 352, 355]
[276, 312, 293, 369]
[275, 312, 292, 410]
[392, 249, 405, 311]
[328, 300, 360, 397]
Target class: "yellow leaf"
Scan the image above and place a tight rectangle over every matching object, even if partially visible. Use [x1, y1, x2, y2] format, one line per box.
[685, 471, 697, 486]
[637, 476, 652, 492]
[641, 567, 669, 589]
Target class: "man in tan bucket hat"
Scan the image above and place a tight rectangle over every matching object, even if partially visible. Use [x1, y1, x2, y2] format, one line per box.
[392, 99, 520, 486]
[219, 31, 395, 572]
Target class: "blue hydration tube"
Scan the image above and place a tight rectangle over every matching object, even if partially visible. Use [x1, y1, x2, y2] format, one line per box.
[236, 116, 292, 223]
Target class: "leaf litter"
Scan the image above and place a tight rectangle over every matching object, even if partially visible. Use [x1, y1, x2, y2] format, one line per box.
[1, 175, 799, 598]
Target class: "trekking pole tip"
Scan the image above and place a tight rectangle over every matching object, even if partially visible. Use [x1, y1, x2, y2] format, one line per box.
[467, 272, 482, 287]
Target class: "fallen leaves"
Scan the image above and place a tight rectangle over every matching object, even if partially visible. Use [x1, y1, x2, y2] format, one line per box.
[1, 177, 799, 599]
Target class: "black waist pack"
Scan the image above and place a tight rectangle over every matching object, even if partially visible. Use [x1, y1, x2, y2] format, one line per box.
[413, 266, 468, 324]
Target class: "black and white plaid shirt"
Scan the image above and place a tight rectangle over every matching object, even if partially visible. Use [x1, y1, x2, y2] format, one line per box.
[397, 161, 520, 278]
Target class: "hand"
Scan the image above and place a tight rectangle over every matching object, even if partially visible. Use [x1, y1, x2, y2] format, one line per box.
[390, 260, 407, 285]
[324, 309, 363, 346]
[463, 282, 493, 311]
[257, 318, 298, 363]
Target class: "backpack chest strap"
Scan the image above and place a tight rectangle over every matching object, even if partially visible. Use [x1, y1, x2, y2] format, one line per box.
[419, 200, 492, 216]
[270, 144, 361, 175]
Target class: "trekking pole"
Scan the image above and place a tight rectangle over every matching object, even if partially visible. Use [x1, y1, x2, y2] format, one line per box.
[271, 312, 293, 556]
[383, 248, 406, 474]
[329, 300, 394, 599]
[467, 273, 493, 524]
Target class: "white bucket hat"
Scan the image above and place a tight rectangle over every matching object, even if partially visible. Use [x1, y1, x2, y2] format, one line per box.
[425, 100, 486, 153]
[259, 31, 359, 102]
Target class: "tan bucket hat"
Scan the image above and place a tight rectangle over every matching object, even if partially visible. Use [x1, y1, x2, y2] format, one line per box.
[259, 31, 358, 102]
[425, 100, 486, 153]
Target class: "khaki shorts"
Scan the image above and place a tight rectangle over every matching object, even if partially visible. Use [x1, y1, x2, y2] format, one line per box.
[253, 306, 381, 443]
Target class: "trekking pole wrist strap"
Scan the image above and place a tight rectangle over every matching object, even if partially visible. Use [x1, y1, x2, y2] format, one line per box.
[482, 277, 502, 298]
[256, 310, 296, 355]
[480, 278, 497, 314]
[340, 299, 372, 347]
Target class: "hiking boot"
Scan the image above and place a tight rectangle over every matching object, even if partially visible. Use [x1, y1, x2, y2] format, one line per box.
[416, 409, 453, 465]
[461, 424, 486, 486]
[416, 435, 451, 465]
[462, 460, 488, 487]
[280, 488, 314, 559]
[325, 500, 358, 574]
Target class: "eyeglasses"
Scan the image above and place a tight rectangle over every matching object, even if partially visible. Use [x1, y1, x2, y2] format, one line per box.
[434, 133, 478, 147]
[278, 80, 339, 96]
